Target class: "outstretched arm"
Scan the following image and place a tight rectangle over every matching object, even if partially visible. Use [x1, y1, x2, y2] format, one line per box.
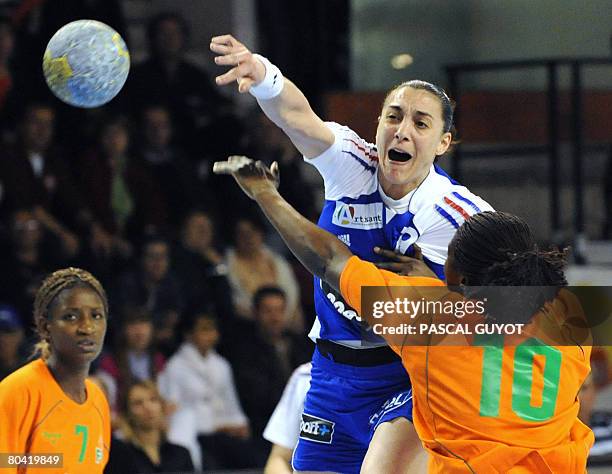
[210, 35, 334, 159]
[213, 156, 351, 291]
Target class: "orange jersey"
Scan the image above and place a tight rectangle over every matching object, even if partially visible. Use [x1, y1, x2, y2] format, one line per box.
[340, 256, 594, 473]
[0, 359, 110, 474]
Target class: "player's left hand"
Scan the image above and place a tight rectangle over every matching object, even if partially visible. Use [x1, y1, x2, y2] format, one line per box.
[213, 155, 280, 200]
[373, 244, 437, 278]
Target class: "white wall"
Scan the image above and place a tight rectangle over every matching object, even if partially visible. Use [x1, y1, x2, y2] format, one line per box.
[351, 0, 612, 90]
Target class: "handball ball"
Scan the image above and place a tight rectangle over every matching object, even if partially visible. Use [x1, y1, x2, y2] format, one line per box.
[43, 20, 130, 108]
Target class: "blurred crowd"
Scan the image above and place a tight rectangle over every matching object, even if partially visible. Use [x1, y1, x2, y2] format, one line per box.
[0, 5, 320, 471]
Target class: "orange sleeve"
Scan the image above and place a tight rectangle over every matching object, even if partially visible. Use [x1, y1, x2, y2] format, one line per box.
[339, 256, 445, 316]
[0, 368, 34, 459]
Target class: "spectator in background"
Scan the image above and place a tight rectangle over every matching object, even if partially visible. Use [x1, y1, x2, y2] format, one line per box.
[226, 287, 311, 446]
[77, 115, 166, 261]
[172, 209, 233, 319]
[263, 363, 311, 474]
[0, 209, 68, 332]
[242, 109, 319, 221]
[226, 215, 303, 331]
[0, 17, 20, 142]
[96, 308, 166, 412]
[112, 236, 184, 356]
[135, 105, 205, 228]
[158, 311, 256, 470]
[128, 11, 233, 159]
[105, 380, 194, 474]
[0, 304, 26, 381]
[0, 103, 81, 257]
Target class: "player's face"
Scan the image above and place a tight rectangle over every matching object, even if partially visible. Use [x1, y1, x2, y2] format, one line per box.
[127, 385, 164, 430]
[45, 287, 106, 364]
[376, 87, 451, 199]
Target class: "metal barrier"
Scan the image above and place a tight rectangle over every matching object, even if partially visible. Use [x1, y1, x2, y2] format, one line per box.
[446, 57, 612, 261]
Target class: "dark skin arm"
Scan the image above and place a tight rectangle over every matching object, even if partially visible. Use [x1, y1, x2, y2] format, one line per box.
[213, 156, 352, 292]
[374, 244, 437, 278]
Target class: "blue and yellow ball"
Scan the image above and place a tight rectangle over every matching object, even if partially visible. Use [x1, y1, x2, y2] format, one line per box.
[43, 20, 130, 108]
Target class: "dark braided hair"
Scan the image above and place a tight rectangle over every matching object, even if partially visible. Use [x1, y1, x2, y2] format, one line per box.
[33, 268, 108, 360]
[450, 211, 567, 323]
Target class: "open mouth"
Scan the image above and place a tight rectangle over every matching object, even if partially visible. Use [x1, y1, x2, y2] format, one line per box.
[388, 149, 413, 163]
[77, 340, 97, 352]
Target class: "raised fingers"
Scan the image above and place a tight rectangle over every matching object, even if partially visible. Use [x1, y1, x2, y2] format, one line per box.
[213, 155, 252, 174]
[214, 65, 244, 86]
[215, 62, 256, 86]
[213, 48, 251, 67]
[210, 34, 242, 48]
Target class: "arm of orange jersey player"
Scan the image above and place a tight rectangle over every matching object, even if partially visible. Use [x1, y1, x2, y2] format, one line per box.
[213, 156, 451, 339]
[0, 376, 33, 463]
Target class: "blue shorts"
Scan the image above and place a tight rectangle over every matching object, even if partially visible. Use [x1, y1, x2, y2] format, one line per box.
[292, 347, 413, 473]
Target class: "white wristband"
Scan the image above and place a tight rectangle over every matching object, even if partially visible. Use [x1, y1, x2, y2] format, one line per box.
[249, 54, 284, 100]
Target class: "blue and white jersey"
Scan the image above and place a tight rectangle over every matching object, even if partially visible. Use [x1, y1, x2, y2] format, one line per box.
[305, 122, 493, 347]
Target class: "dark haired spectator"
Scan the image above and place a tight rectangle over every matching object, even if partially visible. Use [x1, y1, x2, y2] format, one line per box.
[0, 103, 82, 257]
[105, 380, 194, 474]
[111, 236, 185, 356]
[96, 308, 166, 412]
[226, 216, 303, 331]
[127, 11, 234, 159]
[134, 105, 204, 228]
[158, 311, 257, 470]
[242, 109, 320, 221]
[0, 17, 21, 141]
[0, 304, 27, 381]
[225, 286, 312, 445]
[0, 209, 70, 332]
[77, 115, 167, 259]
[172, 209, 233, 319]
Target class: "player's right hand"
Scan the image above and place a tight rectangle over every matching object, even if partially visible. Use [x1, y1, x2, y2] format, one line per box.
[213, 155, 280, 200]
[210, 34, 266, 93]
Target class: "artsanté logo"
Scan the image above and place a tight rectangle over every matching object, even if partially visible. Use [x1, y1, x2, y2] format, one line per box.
[332, 202, 383, 229]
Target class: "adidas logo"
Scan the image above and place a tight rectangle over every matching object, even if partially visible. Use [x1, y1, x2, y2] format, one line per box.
[338, 234, 351, 246]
